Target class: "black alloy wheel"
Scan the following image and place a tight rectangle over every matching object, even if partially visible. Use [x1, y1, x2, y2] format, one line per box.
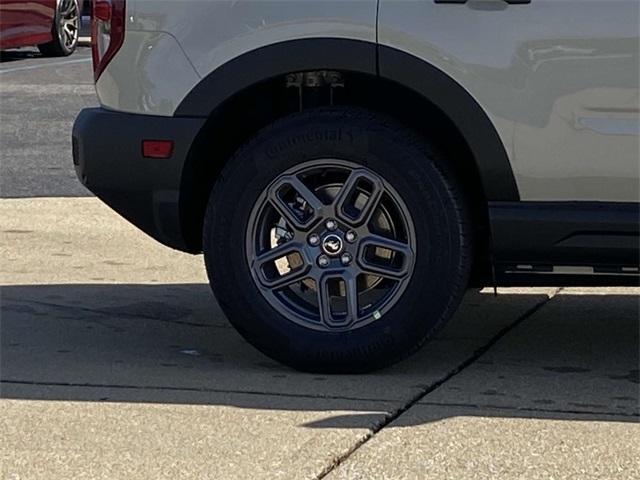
[245, 158, 416, 332]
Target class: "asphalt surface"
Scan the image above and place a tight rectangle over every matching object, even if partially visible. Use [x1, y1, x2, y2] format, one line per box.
[0, 49, 639, 479]
[0, 46, 95, 198]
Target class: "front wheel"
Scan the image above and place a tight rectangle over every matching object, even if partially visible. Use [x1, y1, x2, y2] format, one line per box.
[203, 107, 472, 373]
[38, 0, 80, 57]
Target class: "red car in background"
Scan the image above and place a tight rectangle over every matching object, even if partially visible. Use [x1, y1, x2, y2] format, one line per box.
[0, 0, 80, 56]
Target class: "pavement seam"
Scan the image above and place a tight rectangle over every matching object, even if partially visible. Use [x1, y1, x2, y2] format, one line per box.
[0, 379, 394, 404]
[313, 287, 563, 480]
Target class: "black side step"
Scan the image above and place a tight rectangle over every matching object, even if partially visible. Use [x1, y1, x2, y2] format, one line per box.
[489, 201, 640, 286]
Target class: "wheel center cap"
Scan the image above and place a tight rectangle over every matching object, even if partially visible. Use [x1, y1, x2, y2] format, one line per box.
[321, 234, 344, 256]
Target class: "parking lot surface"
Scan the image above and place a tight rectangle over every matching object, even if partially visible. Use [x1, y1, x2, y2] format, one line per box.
[1, 49, 639, 480]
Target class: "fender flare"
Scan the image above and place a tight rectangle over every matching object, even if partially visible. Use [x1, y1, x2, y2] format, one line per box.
[175, 38, 519, 201]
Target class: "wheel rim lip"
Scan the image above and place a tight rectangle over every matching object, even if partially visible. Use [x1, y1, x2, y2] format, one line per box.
[245, 158, 417, 333]
[57, 0, 79, 50]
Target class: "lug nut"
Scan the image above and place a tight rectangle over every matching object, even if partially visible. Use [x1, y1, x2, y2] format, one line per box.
[308, 233, 320, 246]
[325, 219, 338, 231]
[345, 231, 357, 243]
[317, 255, 330, 268]
[340, 252, 353, 266]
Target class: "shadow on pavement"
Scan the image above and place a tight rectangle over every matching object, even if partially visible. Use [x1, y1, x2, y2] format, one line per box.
[1, 284, 638, 427]
[0, 50, 43, 63]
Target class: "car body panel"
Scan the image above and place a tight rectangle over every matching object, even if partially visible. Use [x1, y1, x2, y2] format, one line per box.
[379, 0, 640, 202]
[127, 0, 378, 77]
[95, 0, 639, 204]
[0, 0, 55, 49]
[95, 30, 201, 116]
[99, 0, 377, 115]
[77, 0, 640, 283]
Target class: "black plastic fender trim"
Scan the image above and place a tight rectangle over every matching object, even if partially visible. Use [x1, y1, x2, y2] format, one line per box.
[175, 38, 520, 202]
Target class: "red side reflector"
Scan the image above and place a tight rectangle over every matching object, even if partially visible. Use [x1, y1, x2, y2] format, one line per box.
[142, 140, 174, 159]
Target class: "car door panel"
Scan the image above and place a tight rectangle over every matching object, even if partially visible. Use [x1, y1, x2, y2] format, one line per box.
[378, 0, 640, 202]
[0, 0, 55, 49]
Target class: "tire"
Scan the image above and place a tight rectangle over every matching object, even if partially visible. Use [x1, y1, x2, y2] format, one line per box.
[203, 107, 472, 373]
[38, 0, 80, 57]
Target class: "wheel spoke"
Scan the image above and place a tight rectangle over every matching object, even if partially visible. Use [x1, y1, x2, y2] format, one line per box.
[343, 272, 359, 323]
[317, 276, 332, 327]
[268, 175, 324, 231]
[334, 169, 384, 227]
[317, 272, 359, 329]
[252, 241, 311, 289]
[63, 0, 76, 16]
[358, 234, 413, 280]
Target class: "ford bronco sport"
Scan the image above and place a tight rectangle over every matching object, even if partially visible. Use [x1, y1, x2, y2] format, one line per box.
[73, 0, 640, 372]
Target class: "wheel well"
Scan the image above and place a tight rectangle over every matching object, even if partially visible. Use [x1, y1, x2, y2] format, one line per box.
[180, 71, 493, 281]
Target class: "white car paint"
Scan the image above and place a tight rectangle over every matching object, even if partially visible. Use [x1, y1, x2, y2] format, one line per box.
[95, 0, 640, 202]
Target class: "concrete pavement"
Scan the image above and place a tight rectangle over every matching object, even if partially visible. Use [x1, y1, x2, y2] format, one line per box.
[327, 289, 640, 480]
[0, 47, 95, 198]
[1, 198, 638, 479]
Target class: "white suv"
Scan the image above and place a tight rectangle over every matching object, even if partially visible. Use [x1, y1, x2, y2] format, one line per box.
[73, 0, 640, 372]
